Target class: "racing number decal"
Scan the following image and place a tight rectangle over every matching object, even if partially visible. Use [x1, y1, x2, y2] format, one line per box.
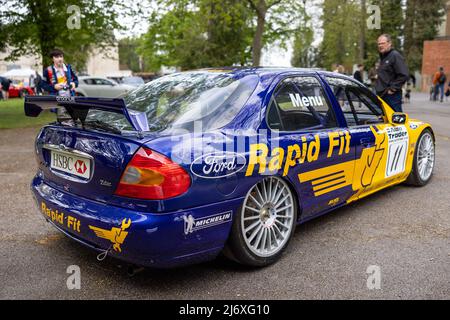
[385, 126, 409, 177]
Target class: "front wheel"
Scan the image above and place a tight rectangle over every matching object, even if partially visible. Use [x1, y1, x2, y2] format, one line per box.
[224, 176, 297, 267]
[406, 129, 435, 186]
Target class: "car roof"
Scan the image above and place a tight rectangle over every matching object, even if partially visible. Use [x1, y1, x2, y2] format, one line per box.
[190, 67, 354, 81]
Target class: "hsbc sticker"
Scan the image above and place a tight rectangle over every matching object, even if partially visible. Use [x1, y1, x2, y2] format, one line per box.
[49, 150, 91, 180]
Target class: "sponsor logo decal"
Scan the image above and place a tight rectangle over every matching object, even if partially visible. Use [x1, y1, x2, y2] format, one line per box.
[409, 123, 418, 129]
[89, 218, 132, 253]
[289, 94, 324, 110]
[74, 159, 87, 174]
[385, 126, 408, 177]
[56, 96, 75, 103]
[41, 201, 81, 233]
[245, 130, 351, 177]
[298, 126, 387, 197]
[190, 152, 246, 179]
[183, 211, 232, 235]
[50, 150, 91, 179]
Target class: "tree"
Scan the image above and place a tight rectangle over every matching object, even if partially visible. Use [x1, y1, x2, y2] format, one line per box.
[0, 0, 138, 70]
[247, 0, 309, 66]
[291, 1, 314, 68]
[119, 38, 144, 72]
[319, 0, 408, 72]
[319, 0, 361, 72]
[139, 0, 253, 71]
[403, 0, 446, 72]
[364, 0, 404, 70]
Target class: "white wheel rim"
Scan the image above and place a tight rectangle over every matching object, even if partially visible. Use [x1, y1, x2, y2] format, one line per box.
[241, 177, 294, 257]
[417, 133, 435, 182]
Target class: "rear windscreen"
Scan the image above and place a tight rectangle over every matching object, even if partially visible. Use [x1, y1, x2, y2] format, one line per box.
[121, 71, 258, 133]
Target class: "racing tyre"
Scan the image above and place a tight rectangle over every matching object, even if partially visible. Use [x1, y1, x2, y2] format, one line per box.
[406, 129, 435, 186]
[224, 176, 297, 267]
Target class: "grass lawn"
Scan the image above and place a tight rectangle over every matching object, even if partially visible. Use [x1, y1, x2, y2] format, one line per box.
[0, 98, 56, 129]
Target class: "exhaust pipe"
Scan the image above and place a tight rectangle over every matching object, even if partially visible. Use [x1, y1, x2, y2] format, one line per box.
[127, 264, 145, 277]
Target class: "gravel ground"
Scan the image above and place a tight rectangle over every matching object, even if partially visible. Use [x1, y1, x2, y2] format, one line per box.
[0, 92, 448, 299]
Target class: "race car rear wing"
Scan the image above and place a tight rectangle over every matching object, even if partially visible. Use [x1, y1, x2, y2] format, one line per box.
[24, 95, 149, 132]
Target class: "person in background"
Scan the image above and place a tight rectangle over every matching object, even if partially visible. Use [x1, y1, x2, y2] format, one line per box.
[409, 73, 416, 88]
[404, 82, 412, 103]
[34, 72, 43, 95]
[368, 62, 379, 93]
[353, 64, 364, 83]
[334, 64, 345, 74]
[432, 67, 446, 103]
[0, 76, 12, 100]
[375, 34, 409, 112]
[41, 49, 78, 96]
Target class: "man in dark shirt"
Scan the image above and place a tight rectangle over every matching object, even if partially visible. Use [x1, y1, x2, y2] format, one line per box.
[353, 64, 364, 83]
[375, 34, 409, 112]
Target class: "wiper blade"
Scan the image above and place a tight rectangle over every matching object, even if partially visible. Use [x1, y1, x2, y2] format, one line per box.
[83, 120, 122, 134]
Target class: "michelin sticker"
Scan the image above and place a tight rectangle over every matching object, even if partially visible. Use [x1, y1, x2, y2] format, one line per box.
[385, 126, 409, 177]
[190, 152, 246, 179]
[183, 211, 232, 235]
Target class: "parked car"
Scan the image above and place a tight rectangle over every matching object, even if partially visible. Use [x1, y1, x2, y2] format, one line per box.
[75, 76, 135, 98]
[9, 83, 35, 98]
[121, 76, 145, 88]
[25, 68, 435, 269]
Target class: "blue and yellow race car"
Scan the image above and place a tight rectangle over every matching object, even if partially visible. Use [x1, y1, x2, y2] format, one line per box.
[26, 68, 435, 268]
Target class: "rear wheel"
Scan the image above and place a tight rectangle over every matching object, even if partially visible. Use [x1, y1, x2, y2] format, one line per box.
[406, 129, 435, 186]
[224, 176, 297, 267]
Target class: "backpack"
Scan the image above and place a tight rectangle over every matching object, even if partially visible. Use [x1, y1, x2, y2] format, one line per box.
[439, 73, 447, 84]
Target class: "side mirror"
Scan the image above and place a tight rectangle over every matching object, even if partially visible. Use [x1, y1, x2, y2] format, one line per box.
[391, 112, 408, 124]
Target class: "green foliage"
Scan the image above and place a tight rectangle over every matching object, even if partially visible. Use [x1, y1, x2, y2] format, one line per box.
[291, 6, 315, 68]
[319, 0, 444, 73]
[319, 0, 361, 72]
[404, 0, 446, 72]
[364, 0, 404, 70]
[0, 0, 137, 71]
[139, 0, 253, 71]
[119, 38, 143, 72]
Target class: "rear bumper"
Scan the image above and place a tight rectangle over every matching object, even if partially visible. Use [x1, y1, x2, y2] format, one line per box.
[31, 174, 243, 268]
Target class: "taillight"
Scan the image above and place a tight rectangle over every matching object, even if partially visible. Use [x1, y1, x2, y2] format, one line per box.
[115, 147, 191, 200]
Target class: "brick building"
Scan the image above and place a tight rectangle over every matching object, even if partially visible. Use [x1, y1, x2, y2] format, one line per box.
[421, 1, 450, 91]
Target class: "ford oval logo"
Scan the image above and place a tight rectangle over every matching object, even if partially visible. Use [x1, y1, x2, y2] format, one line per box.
[190, 152, 247, 179]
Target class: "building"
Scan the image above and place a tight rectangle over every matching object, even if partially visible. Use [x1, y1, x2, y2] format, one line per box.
[421, 1, 450, 91]
[0, 45, 129, 82]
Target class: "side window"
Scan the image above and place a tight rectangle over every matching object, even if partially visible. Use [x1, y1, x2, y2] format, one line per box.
[84, 78, 94, 85]
[326, 76, 385, 126]
[94, 79, 110, 85]
[346, 88, 384, 125]
[267, 77, 337, 131]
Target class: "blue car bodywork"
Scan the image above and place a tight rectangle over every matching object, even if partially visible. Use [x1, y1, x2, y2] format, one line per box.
[27, 68, 430, 268]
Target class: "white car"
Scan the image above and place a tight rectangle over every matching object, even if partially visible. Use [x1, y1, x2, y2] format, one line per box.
[75, 76, 135, 98]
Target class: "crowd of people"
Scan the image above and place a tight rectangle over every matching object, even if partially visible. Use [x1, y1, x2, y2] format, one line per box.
[1, 36, 450, 109]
